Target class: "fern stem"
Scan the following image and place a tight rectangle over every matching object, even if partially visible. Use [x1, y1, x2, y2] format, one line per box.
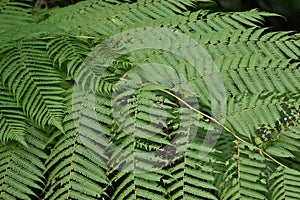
[159, 89, 288, 168]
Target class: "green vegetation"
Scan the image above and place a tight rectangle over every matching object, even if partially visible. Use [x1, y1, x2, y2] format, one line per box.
[0, 0, 300, 199]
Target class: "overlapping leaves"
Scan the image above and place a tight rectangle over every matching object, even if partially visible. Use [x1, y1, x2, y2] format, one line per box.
[0, 0, 299, 199]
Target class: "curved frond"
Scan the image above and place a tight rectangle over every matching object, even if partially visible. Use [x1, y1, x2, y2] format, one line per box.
[0, 41, 65, 130]
[46, 36, 92, 73]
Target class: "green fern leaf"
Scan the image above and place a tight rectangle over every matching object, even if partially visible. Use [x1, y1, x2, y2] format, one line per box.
[0, 0, 300, 199]
[0, 80, 27, 144]
[0, 0, 33, 30]
[0, 127, 48, 200]
[44, 87, 110, 199]
[0, 41, 65, 130]
[165, 137, 220, 200]
[269, 167, 300, 200]
[221, 142, 269, 200]
[41, 0, 195, 35]
[44, 128, 109, 199]
[46, 36, 92, 74]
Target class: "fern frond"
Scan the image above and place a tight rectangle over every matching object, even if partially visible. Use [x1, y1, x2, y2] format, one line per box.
[225, 92, 299, 139]
[105, 62, 220, 199]
[263, 103, 300, 158]
[0, 127, 48, 200]
[178, 9, 279, 35]
[42, 0, 195, 35]
[44, 87, 110, 199]
[46, 35, 126, 93]
[0, 0, 300, 199]
[0, 41, 65, 130]
[203, 30, 300, 60]
[110, 169, 167, 199]
[269, 166, 300, 200]
[194, 27, 295, 46]
[221, 142, 269, 200]
[166, 137, 221, 200]
[0, 0, 33, 30]
[107, 86, 177, 171]
[0, 80, 27, 144]
[46, 36, 92, 73]
[0, 23, 65, 45]
[44, 127, 109, 199]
